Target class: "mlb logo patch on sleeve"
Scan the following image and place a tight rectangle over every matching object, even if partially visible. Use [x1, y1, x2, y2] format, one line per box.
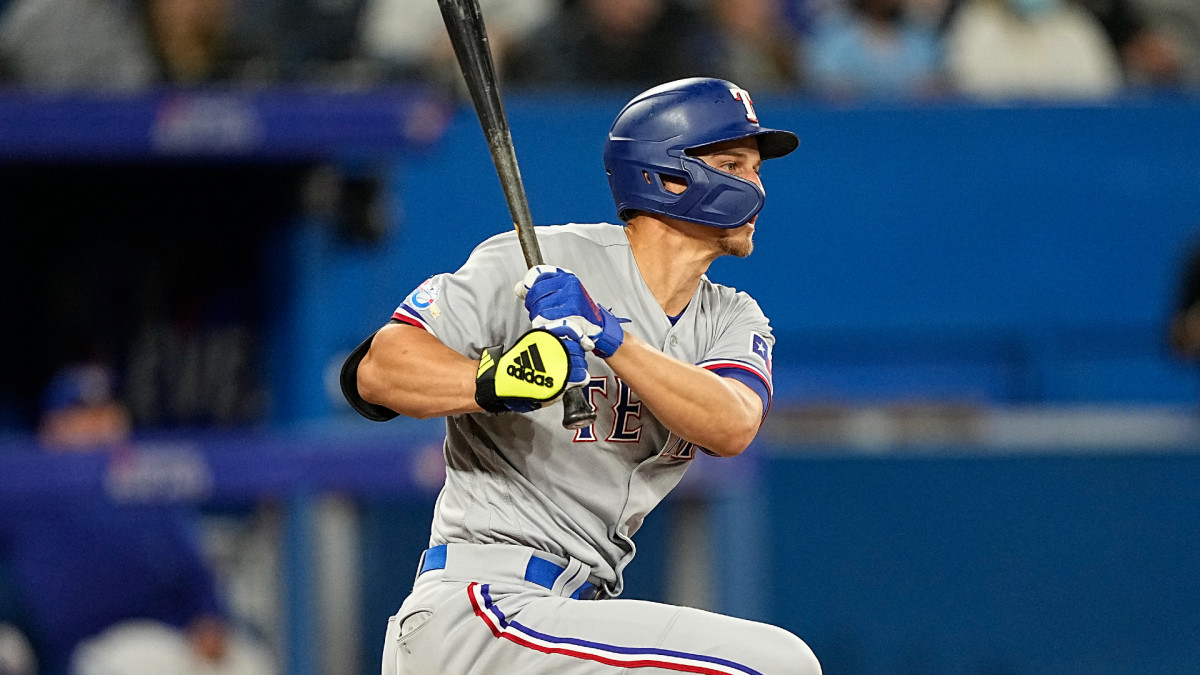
[751, 333, 771, 371]
[406, 278, 440, 309]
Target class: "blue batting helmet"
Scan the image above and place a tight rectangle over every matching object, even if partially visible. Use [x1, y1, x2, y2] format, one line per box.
[603, 77, 799, 229]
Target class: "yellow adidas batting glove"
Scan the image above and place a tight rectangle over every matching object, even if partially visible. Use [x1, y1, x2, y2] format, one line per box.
[475, 329, 571, 413]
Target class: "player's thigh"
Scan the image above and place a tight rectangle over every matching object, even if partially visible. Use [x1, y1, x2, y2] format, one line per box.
[476, 595, 820, 675]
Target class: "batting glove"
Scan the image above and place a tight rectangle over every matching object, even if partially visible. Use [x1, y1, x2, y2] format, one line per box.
[559, 335, 590, 389]
[514, 265, 626, 358]
[475, 329, 574, 413]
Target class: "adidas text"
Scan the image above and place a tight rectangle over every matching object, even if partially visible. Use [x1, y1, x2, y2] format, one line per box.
[506, 365, 554, 388]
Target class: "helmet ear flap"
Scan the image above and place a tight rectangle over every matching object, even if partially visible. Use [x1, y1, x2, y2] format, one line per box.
[611, 159, 693, 222]
[611, 154, 761, 228]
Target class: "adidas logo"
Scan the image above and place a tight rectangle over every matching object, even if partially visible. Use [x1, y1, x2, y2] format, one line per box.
[506, 343, 555, 388]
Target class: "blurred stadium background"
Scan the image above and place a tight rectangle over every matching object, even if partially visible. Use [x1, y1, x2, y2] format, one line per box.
[1, 0, 1199, 674]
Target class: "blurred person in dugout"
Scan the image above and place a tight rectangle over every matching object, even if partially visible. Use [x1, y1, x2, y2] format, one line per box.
[0, 0, 248, 88]
[942, 0, 1124, 99]
[0, 364, 274, 675]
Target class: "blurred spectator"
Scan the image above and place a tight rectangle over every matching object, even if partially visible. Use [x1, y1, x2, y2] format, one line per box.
[503, 0, 707, 90]
[694, 0, 802, 92]
[1075, 0, 1186, 89]
[141, 0, 240, 84]
[1135, 0, 1200, 89]
[804, 0, 946, 100]
[0, 364, 273, 675]
[359, 0, 551, 78]
[237, 0, 374, 83]
[0, 0, 254, 89]
[0, 0, 152, 89]
[784, 0, 838, 34]
[907, 0, 955, 28]
[0, 622, 35, 675]
[357, 0, 553, 89]
[943, 0, 1123, 100]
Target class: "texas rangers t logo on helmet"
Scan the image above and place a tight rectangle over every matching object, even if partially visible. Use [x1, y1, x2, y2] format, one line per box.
[730, 87, 758, 123]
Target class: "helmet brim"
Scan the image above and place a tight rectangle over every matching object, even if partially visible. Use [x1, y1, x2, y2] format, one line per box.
[756, 129, 799, 160]
[684, 128, 799, 161]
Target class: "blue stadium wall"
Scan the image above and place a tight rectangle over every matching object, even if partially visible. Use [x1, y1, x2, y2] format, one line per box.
[761, 449, 1200, 675]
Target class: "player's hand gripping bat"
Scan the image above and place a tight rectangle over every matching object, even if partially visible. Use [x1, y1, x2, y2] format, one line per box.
[437, 0, 597, 430]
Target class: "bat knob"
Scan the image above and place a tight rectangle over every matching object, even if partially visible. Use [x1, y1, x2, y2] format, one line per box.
[561, 388, 596, 430]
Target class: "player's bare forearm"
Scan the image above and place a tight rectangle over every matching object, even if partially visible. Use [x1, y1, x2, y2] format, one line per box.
[357, 323, 483, 419]
[605, 332, 761, 457]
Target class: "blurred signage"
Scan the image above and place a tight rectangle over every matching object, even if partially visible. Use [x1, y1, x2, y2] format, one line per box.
[105, 444, 215, 503]
[152, 94, 264, 154]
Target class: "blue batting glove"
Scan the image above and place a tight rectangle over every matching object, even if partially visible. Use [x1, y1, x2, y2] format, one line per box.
[514, 265, 626, 358]
[559, 331, 590, 388]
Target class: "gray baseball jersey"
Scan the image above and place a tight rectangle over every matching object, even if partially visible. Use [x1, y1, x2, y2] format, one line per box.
[390, 222, 774, 598]
[369, 222, 822, 675]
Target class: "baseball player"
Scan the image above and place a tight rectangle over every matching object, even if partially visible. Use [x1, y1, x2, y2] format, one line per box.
[342, 77, 821, 674]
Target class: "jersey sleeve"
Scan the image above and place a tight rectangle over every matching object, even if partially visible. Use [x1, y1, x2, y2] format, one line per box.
[340, 231, 530, 422]
[391, 231, 530, 357]
[696, 293, 774, 419]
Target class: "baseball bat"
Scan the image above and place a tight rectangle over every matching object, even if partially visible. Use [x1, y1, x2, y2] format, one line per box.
[436, 0, 597, 430]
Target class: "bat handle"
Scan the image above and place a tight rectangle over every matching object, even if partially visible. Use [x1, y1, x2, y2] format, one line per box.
[561, 387, 596, 430]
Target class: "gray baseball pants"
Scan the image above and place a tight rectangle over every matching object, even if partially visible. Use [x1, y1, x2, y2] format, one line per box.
[380, 543, 821, 675]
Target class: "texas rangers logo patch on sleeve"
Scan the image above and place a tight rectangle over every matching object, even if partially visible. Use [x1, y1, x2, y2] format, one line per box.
[751, 333, 772, 372]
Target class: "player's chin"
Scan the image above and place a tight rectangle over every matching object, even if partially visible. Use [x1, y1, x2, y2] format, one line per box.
[719, 226, 754, 258]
